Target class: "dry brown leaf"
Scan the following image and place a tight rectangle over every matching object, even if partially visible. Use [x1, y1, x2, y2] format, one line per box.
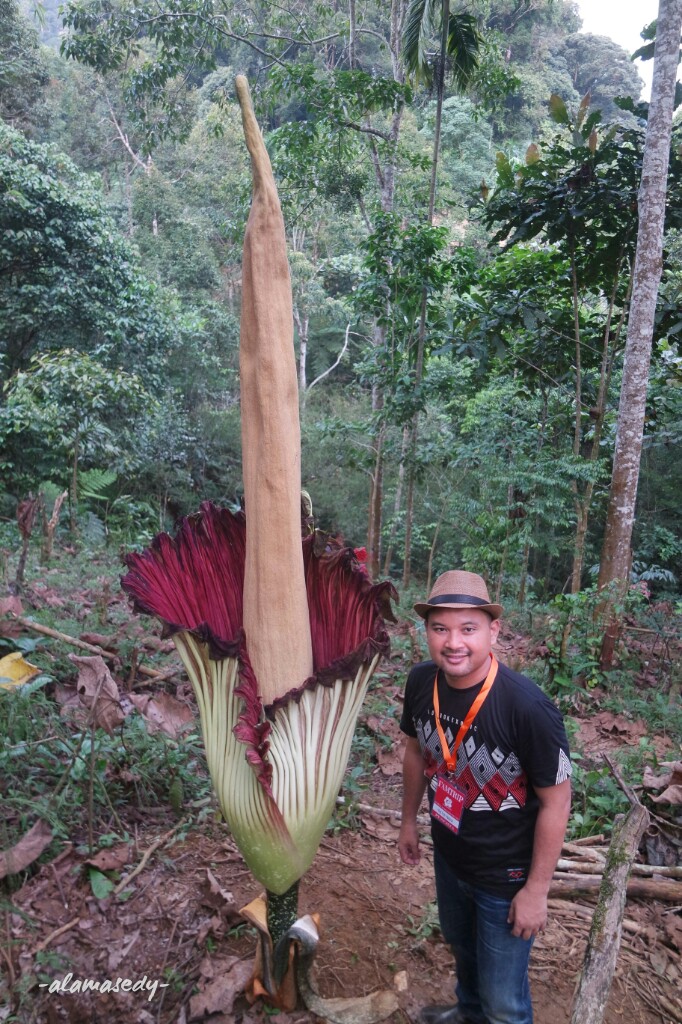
[0, 820, 53, 879]
[365, 715, 402, 741]
[643, 762, 682, 805]
[141, 635, 175, 653]
[54, 682, 83, 717]
[85, 844, 131, 872]
[643, 765, 674, 789]
[361, 815, 400, 843]
[107, 928, 141, 972]
[79, 632, 117, 650]
[38, 588, 66, 609]
[594, 711, 648, 742]
[664, 913, 682, 953]
[196, 914, 225, 947]
[17, 496, 38, 540]
[0, 618, 22, 639]
[0, 596, 23, 617]
[650, 784, 682, 805]
[129, 692, 193, 739]
[376, 747, 404, 777]
[200, 868, 235, 909]
[188, 956, 253, 1019]
[69, 655, 126, 734]
[574, 720, 600, 749]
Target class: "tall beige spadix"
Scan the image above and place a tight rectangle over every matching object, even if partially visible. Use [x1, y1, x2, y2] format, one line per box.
[235, 76, 313, 705]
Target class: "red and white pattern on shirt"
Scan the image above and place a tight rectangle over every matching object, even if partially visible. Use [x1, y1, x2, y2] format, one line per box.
[418, 715, 528, 813]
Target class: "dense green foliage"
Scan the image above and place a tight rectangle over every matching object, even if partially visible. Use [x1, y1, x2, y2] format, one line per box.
[1, 0, 680, 605]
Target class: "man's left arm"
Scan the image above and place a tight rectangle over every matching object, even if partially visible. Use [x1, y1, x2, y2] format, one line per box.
[507, 779, 572, 941]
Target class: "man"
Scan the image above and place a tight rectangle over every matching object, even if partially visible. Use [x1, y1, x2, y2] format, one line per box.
[398, 570, 572, 1024]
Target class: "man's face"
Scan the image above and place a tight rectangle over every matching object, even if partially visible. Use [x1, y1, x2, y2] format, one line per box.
[425, 607, 499, 689]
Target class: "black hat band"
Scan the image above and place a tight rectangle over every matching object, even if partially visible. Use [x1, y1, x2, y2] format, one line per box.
[428, 593, 489, 606]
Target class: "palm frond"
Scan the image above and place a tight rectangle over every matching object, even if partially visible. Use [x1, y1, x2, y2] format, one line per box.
[403, 2, 482, 89]
[403, 0, 439, 84]
[447, 12, 482, 91]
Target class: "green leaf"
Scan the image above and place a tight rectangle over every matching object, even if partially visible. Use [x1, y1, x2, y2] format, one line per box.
[549, 94, 569, 125]
[576, 93, 591, 130]
[495, 151, 514, 186]
[88, 868, 115, 900]
[525, 143, 540, 166]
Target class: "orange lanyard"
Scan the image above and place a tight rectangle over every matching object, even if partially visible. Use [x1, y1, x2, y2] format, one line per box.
[433, 655, 498, 773]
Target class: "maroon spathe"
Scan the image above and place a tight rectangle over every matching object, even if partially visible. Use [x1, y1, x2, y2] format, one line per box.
[121, 502, 394, 794]
[121, 501, 394, 682]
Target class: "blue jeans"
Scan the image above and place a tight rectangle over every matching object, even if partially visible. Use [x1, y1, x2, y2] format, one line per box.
[434, 848, 534, 1024]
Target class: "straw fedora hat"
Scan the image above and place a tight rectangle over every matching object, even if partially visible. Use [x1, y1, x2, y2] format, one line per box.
[414, 570, 503, 620]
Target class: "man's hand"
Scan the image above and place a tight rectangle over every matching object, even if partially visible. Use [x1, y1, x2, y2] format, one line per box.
[399, 736, 428, 866]
[398, 820, 421, 865]
[507, 778, 571, 940]
[507, 885, 547, 940]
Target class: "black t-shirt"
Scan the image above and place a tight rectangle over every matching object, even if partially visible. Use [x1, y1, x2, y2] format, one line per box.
[400, 659, 572, 896]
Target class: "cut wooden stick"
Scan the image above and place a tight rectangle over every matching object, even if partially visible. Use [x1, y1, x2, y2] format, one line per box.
[562, 842, 607, 862]
[546, 899, 647, 937]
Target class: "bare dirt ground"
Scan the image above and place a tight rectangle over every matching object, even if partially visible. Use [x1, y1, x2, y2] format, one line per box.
[3, 801, 680, 1024]
[1, 613, 680, 1024]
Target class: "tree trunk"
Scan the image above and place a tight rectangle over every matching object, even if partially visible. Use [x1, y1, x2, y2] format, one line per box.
[571, 500, 589, 594]
[550, 874, 682, 901]
[518, 536, 531, 604]
[402, 0, 449, 588]
[597, 0, 682, 657]
[569, 803, 650, 1024]
[367, 397, 386, 580]
[294, 307, 309, 397]
[70, 430, 80, 537]
[383, 424, 409, 576]
[14, 496, 38, 593]
[426, 501, 448, 594]
[569, 255, 627, 596]
[363, 0, 408, 570]
[41, 490, 68, 563]
[401, 418, 419, 588]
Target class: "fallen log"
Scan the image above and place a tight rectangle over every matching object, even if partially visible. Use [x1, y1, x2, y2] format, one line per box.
[550, 872, 681, 901]
[556, 858, 682, 879]
[569, 795, 650, 1024]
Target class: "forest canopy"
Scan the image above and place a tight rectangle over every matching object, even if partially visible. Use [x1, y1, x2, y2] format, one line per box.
[1, 0, 680, 608]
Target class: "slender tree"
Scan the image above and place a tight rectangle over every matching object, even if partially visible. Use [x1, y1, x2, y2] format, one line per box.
[597, 0, 682, 666]
[400, 0, 481, 585]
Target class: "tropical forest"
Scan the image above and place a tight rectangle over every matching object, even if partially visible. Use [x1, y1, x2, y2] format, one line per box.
[0, 0, 681, 1022]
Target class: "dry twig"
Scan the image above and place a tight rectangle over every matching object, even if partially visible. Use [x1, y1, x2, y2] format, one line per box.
[113, 819, 187, 896]
[10, 615, 167, 681]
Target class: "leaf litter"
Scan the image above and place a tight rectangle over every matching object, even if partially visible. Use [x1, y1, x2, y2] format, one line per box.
[1, 589, 680, 1024]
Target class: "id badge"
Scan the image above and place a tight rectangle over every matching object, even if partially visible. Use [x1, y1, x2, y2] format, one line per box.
[431, 775, 466, 834]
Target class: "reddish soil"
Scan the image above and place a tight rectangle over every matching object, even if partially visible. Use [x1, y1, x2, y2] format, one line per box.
[1, 618, 680, 1024]
[3, 757, 680, 1024]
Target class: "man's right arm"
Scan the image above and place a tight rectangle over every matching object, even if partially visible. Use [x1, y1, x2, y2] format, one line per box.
[398, 736, 428, 865]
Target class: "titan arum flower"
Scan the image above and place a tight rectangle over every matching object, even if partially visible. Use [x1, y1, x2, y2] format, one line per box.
[121, 78, 396, 1012]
